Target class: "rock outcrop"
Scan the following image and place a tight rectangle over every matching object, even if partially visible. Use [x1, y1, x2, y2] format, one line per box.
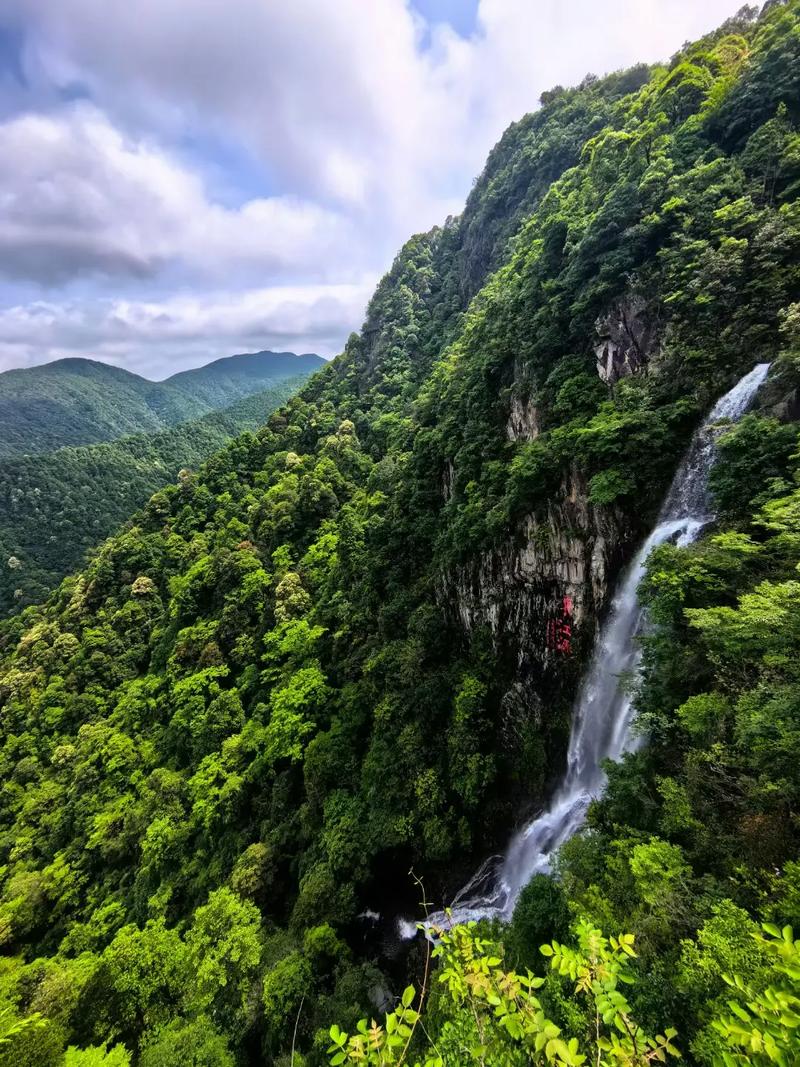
[439, 466, 634, 743]
[506, 394, 541, 441]
[594, 294, 658, 384]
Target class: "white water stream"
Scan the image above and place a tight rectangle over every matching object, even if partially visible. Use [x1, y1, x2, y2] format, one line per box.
[399, 362, 771, 936]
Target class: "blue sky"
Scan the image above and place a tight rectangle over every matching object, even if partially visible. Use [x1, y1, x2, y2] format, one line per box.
[0, 0, 743, 378]
[413, 0, 479, 38]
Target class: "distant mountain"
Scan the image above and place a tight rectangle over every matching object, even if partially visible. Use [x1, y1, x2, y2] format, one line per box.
[0, 358, 197, 457]
[0, 377, 310, 614]
[164, 350, 325, 406]
[0, 350, 325, 458]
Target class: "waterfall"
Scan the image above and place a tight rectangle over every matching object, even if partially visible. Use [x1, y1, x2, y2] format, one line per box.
[399, 362, 771, 937]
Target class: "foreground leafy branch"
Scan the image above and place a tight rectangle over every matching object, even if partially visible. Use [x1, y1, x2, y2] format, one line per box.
[328, 920, 680, 1066]
[712, 924, 800, 1065]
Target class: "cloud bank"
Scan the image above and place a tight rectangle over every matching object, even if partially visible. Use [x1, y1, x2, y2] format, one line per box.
[0, 0, 744, 374]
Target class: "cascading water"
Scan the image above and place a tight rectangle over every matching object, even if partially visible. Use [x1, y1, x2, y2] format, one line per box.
[399, 362, 771, 937]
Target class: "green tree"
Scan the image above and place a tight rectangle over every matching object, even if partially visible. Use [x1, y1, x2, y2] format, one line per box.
[185, 889, 262, 1034]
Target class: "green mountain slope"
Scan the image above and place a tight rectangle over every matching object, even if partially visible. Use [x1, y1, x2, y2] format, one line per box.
[1, 4, 800, 1065]
[164, 350, 325, 407]
[0, 377, 310, 616]
[0, 358, 201, 457]
[0, 351, 325, 458]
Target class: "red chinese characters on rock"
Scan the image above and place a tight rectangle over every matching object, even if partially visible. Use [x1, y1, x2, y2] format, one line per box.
[546, 595, 573, 653]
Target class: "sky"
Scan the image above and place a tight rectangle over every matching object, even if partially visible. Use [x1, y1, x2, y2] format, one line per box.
[0, 0, 745, 379]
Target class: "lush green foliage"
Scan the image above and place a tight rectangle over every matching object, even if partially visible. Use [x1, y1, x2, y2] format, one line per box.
[2, 4, 800, 1064]
[330, 920, 800, 1066]
[0, 351, 323, 458]
[329, 921, 678, 1066]
[162, 351, 324, 410]
[0, 359, 207, 458]
[540, 393, 800, 1064]
[0, 379, 308, 615]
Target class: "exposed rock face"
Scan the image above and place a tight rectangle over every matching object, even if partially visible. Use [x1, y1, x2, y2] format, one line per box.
[442, 460, 456, 502]
[594, 295, 657, 384]
[439, 467, 634, 743]
[757, 365, 800, 423]
[506, 394, 541, 441]
[771, 389, 800, 422]
[438, 301, 654, 761]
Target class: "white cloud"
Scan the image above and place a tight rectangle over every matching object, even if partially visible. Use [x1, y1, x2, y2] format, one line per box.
[0, 280, 375, 376]
[0, 104, 359, 285]
[8, 0, 743, 222]
[0, 0, 745, 372]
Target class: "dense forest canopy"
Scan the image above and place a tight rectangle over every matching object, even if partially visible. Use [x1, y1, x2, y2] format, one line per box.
[0, 378, 311, 616]
[2, 2, 800, 1065]
[160, 352, 326, 410]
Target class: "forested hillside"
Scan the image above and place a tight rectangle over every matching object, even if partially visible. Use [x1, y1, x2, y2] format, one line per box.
[0, 351, 324, 458]
[0, 378, 309, 616]
[2, 3, 800, 1065]
[0, 359, 205, 457]
[165, 352, 325, 409]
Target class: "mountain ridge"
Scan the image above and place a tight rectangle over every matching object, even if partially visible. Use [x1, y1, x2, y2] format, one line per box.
[0, 376, 313, 615]
[0, 349, 325, 458]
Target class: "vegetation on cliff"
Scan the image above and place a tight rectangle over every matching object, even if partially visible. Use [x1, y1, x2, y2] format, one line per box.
[1, 3, 800, 1064]
[0, 378, 311, 615]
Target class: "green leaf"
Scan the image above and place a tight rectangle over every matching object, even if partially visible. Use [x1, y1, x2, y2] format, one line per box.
[728, 1001, 751, 1022]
